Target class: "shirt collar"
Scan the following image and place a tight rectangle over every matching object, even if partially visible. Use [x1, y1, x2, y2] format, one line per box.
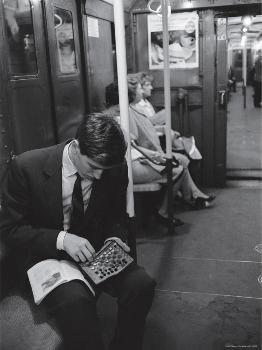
[138, 98, 151, 106]
[63, 140, 77, 177]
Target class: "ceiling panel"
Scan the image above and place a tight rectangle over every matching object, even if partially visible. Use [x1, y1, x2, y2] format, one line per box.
[102, 0, 138, 11]
[228, 15, 262, 49]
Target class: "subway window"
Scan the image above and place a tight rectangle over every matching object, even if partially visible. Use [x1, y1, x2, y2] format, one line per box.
[54, 7, 77, 74]
[3, 0, 37, 75]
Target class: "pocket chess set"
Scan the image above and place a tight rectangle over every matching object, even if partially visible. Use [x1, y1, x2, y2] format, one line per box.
[80, 240, 133, 284]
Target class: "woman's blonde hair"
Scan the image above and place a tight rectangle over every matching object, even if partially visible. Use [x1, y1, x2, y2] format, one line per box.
[138, 72, 154, 87]
[127, 73, 141, 103]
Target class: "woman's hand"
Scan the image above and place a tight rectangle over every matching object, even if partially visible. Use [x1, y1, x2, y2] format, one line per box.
[150, 151, 166, 164]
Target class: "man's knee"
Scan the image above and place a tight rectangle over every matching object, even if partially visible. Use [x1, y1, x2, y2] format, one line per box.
[123, 266, 156, 300]
[124, 268, 156, 318]
[44, 280, 96, 317]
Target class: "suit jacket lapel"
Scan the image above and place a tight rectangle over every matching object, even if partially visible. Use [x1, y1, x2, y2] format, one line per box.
[43, 142, 67, 229]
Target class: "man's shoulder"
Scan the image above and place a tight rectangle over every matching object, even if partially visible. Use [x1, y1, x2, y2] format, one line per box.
[14, 143, 66, 168]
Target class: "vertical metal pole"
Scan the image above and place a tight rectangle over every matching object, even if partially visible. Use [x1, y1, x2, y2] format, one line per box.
[185, 93, 190, 134]
[113, 0, 134, 218]
[161, 0, 174, 234]
[242, 41, 247, 109]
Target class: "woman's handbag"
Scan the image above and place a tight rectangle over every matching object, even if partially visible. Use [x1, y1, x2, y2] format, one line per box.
[173, 136, 202, 160]
[131, 140, 179, 175]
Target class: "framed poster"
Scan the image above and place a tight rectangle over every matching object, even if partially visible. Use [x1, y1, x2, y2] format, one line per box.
[148, 11, 199, 69]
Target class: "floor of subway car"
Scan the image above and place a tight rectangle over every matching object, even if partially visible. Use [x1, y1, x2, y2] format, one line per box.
[99, 180, 261, 350]
[227, 84, 262, 179]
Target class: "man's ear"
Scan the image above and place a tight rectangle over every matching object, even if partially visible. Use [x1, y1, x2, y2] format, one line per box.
[71, 139, 80, 156]
[74, 139, 79, 147]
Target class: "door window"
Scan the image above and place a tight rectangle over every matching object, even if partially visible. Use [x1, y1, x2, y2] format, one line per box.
[54, 7, 77, 74]
[3, 0, 37, 75]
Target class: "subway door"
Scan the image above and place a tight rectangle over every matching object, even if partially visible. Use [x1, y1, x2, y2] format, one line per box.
[1, 0, 56, 154]
[214, 18, 228, 186]
[44, 0, 85, 141]
[84, 16, 115, 112]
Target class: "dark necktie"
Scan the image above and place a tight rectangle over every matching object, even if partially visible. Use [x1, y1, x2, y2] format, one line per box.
[70, 173, 84, 234]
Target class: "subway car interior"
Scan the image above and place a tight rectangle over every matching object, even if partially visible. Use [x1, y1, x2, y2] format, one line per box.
[0, 0, 261, 349]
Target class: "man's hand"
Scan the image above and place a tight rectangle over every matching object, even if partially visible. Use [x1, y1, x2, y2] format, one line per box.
[105, 237, 130, 253]
[63, 233, 95, 263]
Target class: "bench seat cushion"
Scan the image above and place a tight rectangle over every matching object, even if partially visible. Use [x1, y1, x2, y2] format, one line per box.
[133, 183, 162, 192]
[0, 293, 62, 350]
[0, 291, 117, 350]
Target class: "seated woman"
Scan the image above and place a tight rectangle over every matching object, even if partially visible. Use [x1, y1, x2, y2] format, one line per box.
[126, 73, 215, 218]
[104, 77, 215, 226]
[133, 71, 202, 163]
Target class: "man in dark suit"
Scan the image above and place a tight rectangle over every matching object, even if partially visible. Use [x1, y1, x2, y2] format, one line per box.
[0, 113, 156, 350]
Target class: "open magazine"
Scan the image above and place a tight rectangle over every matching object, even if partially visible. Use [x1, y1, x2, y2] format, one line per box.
[27, 241, 134, 305]
[27, 259, 95, 305]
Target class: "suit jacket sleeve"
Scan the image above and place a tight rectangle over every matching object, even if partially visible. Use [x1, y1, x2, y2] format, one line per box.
[0, 157, 60, 260]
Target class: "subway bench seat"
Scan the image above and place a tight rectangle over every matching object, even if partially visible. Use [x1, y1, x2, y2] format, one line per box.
[133, 182, 162, 192]
[0, 292, 62, 350]
[0, 285, 118, 350]
[0, 240, 62, 350]
[133, 180, 167, 227]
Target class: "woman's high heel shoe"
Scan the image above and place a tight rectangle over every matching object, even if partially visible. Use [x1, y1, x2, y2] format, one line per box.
[205, 194, 216, 202]
[156, 213, 184, 227]
[194, 197, 214, 210]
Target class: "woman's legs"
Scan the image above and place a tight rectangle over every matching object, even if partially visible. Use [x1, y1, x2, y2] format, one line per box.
[173, 152, 190, 168]
[132, 159, 163, 183]
[132, 160, 184, 222]
[178, 168, 216, 209]
[180, 168, 209, 202]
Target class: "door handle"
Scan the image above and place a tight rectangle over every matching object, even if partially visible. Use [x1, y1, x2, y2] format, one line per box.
[219, 90, 226, 107]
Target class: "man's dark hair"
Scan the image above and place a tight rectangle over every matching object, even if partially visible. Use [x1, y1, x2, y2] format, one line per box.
[76, 113, 127, 166]
[105, 81, 119, 107]
[106, 76, 137, 105]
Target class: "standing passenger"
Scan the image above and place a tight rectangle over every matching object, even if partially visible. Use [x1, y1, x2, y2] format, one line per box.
[0, 113, 156, 350]
[253, 49, 262, 108]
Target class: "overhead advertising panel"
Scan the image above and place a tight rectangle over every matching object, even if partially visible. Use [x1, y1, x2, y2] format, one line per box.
[148, 11, 199, 69]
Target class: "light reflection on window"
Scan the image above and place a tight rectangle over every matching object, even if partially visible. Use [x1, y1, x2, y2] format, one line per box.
[54, 7, 77, 74]
[3, 0, 37, 75]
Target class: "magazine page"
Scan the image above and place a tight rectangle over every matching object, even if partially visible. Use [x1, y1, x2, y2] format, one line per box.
[27, 259, 95, 305]
[60, 260, 95, 296]
[27, 259, 67, 305]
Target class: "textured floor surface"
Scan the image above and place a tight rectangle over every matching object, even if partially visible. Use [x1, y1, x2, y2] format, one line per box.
[227, 86, 262, 171]
[99, 181, 262, 350]
[135, 181, 262, 350]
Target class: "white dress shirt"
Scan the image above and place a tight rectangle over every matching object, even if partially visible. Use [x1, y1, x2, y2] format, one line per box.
[57, 141, 93, 250]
